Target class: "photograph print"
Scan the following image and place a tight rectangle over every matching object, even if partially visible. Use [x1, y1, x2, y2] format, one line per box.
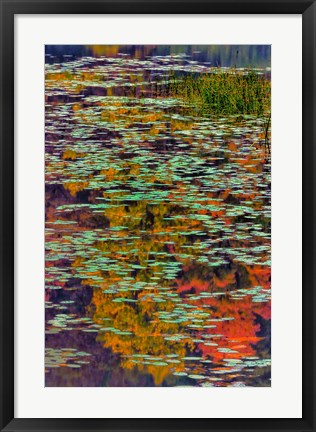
[45, 45, 271, 387]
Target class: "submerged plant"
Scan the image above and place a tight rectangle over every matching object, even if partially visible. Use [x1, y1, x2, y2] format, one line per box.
[263, 113, 271, 154]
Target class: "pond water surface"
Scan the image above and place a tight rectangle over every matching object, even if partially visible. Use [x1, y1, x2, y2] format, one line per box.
[45, 46, 271, 387]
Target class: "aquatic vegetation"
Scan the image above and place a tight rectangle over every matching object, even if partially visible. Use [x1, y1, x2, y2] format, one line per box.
[166, 69, 271, 116]
[45, 45, 271, 387]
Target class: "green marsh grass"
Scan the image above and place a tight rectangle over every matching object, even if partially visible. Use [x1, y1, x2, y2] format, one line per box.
[163, 69, 271, 117]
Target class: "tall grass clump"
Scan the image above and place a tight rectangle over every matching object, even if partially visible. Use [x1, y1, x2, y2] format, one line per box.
[167, 69, 270, 116]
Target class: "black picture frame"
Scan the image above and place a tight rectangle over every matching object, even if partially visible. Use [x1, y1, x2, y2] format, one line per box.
[0, 1, 315, 431]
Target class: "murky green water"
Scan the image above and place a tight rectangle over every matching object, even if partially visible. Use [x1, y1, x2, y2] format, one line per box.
[45, 46, 271, 387]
